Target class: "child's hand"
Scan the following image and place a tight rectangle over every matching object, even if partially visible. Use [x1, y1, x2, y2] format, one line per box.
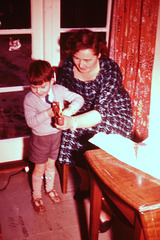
[45, 108, 54, 118]
[55, 116, 73, 130]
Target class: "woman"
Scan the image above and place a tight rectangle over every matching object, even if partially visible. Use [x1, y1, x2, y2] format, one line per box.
[56, 29, 133, 232]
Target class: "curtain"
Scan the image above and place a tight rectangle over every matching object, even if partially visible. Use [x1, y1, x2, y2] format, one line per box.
[109, 0, 159, 142]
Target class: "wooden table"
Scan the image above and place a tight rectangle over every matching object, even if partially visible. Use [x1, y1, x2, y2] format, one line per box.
[84, 149, 160, 240]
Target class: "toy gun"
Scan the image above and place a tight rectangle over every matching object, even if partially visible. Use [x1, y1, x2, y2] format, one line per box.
[52, 101, 64, 126]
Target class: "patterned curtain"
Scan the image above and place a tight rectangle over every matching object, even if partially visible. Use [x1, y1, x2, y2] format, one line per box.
[109, 0, 159, 142]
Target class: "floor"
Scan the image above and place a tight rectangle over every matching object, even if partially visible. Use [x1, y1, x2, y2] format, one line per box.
[0, 162, 134, 240]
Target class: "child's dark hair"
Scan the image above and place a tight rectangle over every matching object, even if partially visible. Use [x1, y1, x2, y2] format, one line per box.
[27, 60, 54, 85]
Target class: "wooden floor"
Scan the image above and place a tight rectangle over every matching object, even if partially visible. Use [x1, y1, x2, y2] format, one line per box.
[0, 162, 134, 240]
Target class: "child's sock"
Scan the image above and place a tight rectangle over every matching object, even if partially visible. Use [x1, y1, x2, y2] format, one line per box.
[32, 173, 43, 200]
[45, 170, 56, 192]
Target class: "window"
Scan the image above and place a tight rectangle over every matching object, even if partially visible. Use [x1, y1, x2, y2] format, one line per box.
[0, 0, 31, 29]
[0, 0, 112, 162]
[61, 0, 108, 28]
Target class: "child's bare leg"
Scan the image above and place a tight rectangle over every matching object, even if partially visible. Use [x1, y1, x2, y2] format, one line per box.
[45, 158, 61, 203]
[32, 163, 46, 213]
[45, 158, 56, 192]
[32, 163, 45, 199]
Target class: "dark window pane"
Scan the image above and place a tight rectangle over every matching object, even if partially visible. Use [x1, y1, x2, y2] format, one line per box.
[0, 34, 32, 87]
[0, 90, 31, 139]
[0, 34, 32, 139]
[0, 0, 31, 29]
[61, 0, 108, 28]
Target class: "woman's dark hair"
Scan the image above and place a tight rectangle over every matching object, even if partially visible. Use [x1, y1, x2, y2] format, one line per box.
[27, 60, 54, 85]
[65, 29, 108, 57]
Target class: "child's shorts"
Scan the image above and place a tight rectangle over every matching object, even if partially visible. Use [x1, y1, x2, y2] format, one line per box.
[29, 131, 62, 164]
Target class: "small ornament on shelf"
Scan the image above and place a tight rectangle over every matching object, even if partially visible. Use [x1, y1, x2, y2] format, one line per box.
[9, 37, 21, 51]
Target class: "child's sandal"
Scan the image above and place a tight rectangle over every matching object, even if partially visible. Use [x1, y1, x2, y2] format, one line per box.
[46, 190, 61, 203]
[32, 198, 46, 213]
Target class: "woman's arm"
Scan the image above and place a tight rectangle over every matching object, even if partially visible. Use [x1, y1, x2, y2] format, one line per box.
[55, 110, 102, 131]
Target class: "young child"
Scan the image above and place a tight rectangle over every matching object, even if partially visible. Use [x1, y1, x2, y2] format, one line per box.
[24, 60, 84, 213]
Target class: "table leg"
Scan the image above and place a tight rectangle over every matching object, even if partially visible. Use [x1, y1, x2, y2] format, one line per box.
[134, 213, 145, 240]
[89, 175, 102, 240]
[139, 209, 160, 240]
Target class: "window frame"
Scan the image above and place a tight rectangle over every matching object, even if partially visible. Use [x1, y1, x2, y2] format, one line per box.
[0, 0, 113, 163]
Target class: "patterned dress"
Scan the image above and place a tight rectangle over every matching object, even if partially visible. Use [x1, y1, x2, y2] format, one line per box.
[57, 57, 133, 168]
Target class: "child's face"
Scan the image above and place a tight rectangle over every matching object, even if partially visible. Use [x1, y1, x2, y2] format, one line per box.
[30, 78, 54, 98]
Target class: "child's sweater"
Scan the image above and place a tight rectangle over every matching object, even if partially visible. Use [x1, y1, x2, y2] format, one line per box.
[24, 84, 84, 136]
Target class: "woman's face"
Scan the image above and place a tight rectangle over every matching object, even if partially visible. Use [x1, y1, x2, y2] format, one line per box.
[73, 49, 100, 74]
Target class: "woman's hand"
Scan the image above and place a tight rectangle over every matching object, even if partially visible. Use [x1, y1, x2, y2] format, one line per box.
[55, 110, 102, 131]
[55, 115, 74, 130]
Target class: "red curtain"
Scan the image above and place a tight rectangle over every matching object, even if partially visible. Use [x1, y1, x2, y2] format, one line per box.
[109, 0, 159, 142]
